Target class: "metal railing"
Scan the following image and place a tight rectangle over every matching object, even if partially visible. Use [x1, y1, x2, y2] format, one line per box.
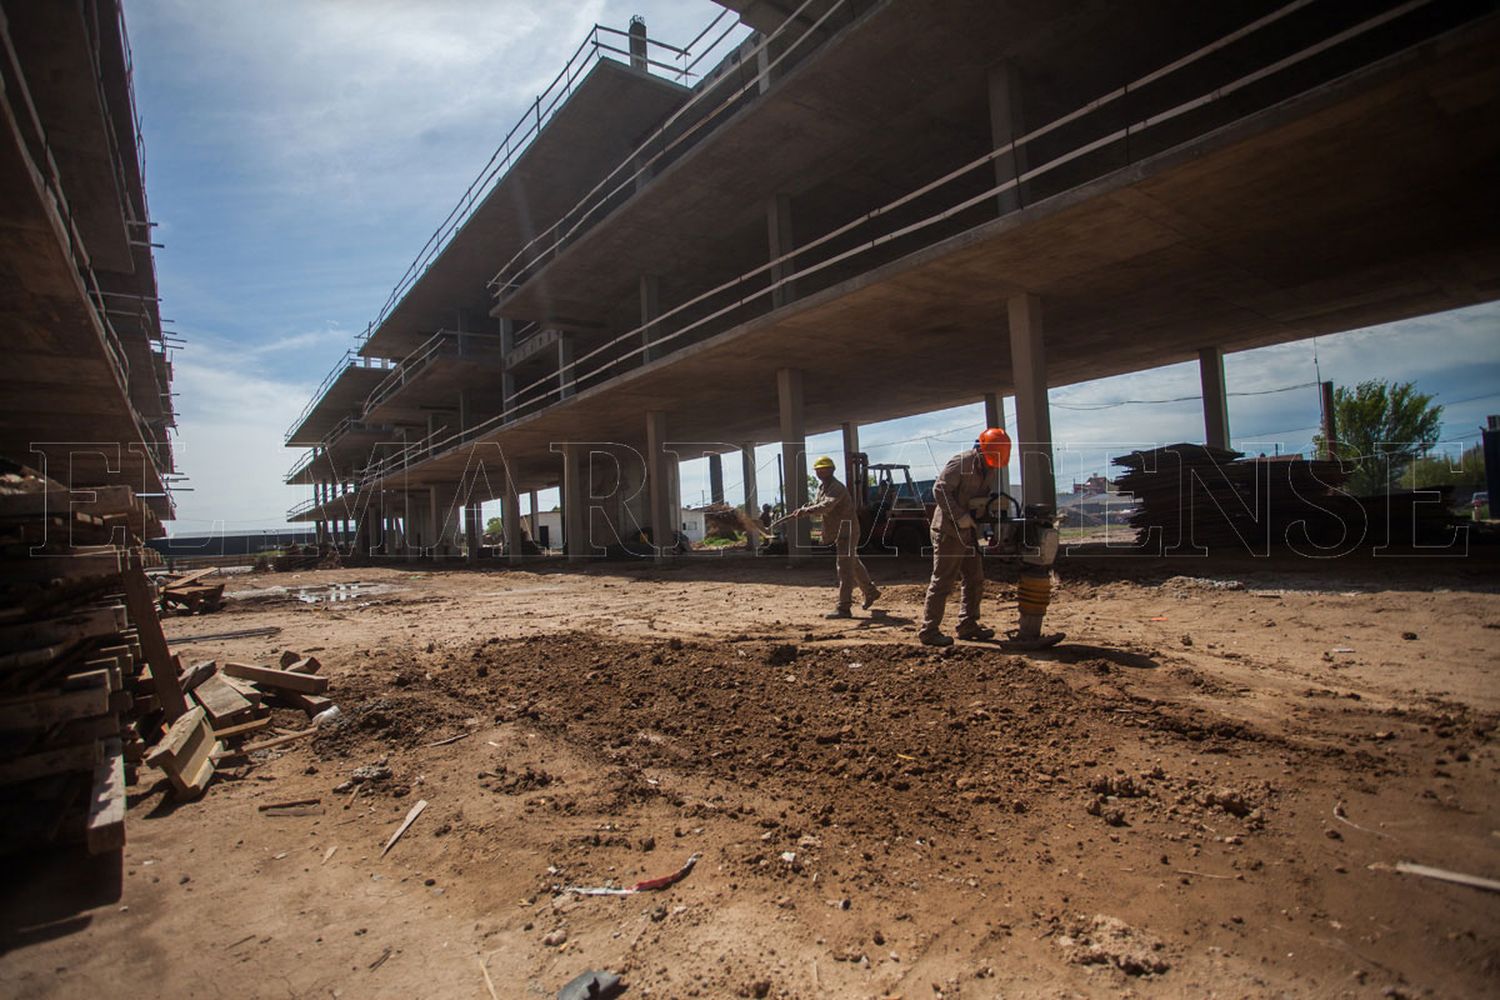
[362, 329, 463, 415]
[283, 351, 395, 443]
[488, 0, 834, 302]
[356, 11, 748, 352]
[358, 0, 1470, 491]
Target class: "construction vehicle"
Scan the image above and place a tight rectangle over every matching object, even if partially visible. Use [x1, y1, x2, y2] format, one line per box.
[851, 453, 932, 554]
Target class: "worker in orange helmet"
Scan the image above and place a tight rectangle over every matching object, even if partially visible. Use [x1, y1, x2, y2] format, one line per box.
[917, 428, 1011, 646]
[781, 455, 880, 618]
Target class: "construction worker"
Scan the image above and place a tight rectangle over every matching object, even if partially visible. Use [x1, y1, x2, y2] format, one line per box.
[784, 455, 880, 618]
[917, 428, 1011, 646]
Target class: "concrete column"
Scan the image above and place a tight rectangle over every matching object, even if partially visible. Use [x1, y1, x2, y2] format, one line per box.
[560, 447, 586, 561]
[646, 411, 674, 563]
[1008, 294, 1056, 510]
[778, 367, 810, 553]
[988, 61, 1028, 215]
[504, 485, 523, 564]
[767, 193, 796, 308]
[640, 275, 663, 363]
[982, 392, 1014, 499]
[499, 318, 517, 423]
[841, 422, 861, 510]
[1198, 347, 1230, 451]
[558, 333, 576, 400]
[528, 490, 540, 546]
[315, 479, 326, 545]
[741, 442, 760, 554]
[465, 501, 480, 564]
[431, 485, 464, 557]
[708, 452, 724, 504]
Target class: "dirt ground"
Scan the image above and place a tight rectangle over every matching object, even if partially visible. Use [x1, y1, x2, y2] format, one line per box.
[2, 548, 1498, 999]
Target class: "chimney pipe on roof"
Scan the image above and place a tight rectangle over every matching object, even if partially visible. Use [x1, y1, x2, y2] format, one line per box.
[629, 16, 648, 71]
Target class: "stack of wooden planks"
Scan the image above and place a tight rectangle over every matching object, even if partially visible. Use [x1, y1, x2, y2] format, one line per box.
[156, 653, 332, 787]
[1, 460, 342, 854]
[1113, 444, 1461, 551]
[157, 567, 225, 614]
[0, 464, 191, 854]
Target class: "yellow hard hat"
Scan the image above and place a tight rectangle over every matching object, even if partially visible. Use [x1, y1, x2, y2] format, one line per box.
[812, 455, 836, 470]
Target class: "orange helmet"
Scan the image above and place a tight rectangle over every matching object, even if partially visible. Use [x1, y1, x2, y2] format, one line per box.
[977, 427, 1011, 469]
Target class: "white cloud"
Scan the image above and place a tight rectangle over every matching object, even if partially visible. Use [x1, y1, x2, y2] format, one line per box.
[167, 336, 323, 533]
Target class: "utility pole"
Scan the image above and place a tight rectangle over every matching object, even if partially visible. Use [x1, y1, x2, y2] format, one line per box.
[1482, 415, 1500, 512]
[1319, 381, 1338, 460]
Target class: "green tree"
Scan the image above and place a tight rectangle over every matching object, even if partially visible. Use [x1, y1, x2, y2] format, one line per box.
[1405, 443, 1485, 490]
[484, 516, 502, 538]
[1314, 380, 1442, 495]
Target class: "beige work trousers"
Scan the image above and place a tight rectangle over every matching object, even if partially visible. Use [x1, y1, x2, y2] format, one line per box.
[919, 527, 984, 636]
[830, 518, 873, 611]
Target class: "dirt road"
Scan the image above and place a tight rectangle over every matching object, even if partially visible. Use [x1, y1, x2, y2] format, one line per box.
[2, 552, 1497, 998]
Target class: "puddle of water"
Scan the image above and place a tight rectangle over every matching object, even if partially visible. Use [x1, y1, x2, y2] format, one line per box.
[224, 581, 403, 602]
[294, 582, 401, 603]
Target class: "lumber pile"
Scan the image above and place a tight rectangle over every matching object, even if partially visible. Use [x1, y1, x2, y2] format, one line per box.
[165, 652, 333, 779]
[0, 465, 187, 854]
[1112, 445, 1461, 551]
[157, 566, 225, 615]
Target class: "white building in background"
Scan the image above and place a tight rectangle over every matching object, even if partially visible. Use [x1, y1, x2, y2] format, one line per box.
[525, 507, 703, 552]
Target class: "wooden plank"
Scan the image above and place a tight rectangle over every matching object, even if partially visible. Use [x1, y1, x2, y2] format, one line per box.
[221, 662, 328, 694]
[209, 717, 272, 741]
[179, 659, 217, 692]
[163, 567, 218, 590]
[189, 674, 254, 726]
[3, 550, 126, 582]
[121, 559, 188, 719]
[48, 713, 124, 747]
[381, 799, 428, 856]
[146, 706, 207, 769]
[219, 675, 265, 705]
[278, 690, 332, 716]
[0, 605, 124, 651]
[0, 644, 70, 672]
[0, 485, 136, 516]
[145, 706, 220, 799]
[1392, 861, 1500, 894]
[286, 656, 322, 675]
[0, 674, 110, 729]
[86, 738, 126, 854]
[213, 727, 316, 760]
[0, 741, 102, 785]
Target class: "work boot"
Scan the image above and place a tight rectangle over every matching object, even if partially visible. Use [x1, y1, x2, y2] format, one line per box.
[917, 630, 953, 647]
[862, 587, 881, 610]
[956, 624, 996, 641]
[825, 608, 852, 619]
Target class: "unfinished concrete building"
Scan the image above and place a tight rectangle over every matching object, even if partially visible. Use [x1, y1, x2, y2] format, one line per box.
[1, 0, 176, 536]
[286, 0, 1500, 560]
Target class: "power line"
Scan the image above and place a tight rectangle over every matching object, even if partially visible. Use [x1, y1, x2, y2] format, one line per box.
[1051, 381, 1318, 411]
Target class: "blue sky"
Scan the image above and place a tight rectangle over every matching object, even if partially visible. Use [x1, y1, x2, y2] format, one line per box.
[126, 1, 1500, 533]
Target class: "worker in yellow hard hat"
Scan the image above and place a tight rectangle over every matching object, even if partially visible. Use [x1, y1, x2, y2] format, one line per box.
[917, 428, 1011, 646]
[782, 455, 880, 618]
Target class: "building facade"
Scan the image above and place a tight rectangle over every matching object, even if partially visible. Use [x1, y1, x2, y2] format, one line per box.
[286, 0, 1500, 561]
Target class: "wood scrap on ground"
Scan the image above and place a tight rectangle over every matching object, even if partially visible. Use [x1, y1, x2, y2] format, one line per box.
[381, 799, 428, 856]
[144, 706, 221, 800]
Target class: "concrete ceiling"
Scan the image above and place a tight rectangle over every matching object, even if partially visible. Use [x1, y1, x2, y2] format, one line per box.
[372, 17, 1500, 497]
